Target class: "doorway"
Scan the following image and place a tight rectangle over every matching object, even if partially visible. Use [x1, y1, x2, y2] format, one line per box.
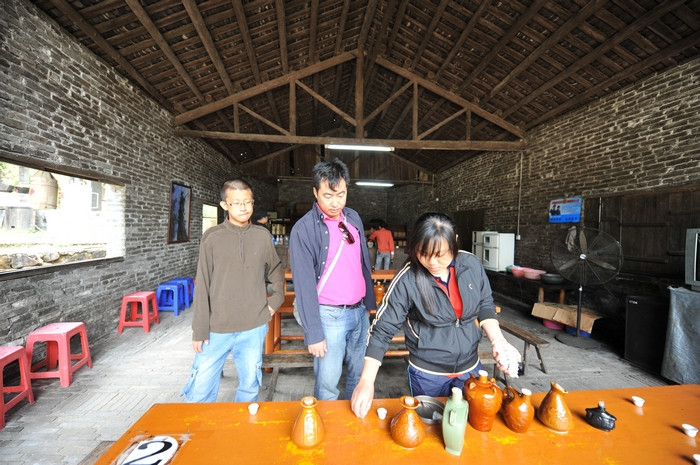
[453, 209, 485, 252]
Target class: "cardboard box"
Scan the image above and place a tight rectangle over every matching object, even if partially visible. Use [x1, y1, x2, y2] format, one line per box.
[531, 302, 603, 333]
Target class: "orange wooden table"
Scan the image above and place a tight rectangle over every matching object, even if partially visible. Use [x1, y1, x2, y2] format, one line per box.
[94, 384, 699, 464]
[265, 268, 398, 355]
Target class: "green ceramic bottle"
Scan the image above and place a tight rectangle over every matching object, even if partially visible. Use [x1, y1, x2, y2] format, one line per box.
[442, 387, 469, 456]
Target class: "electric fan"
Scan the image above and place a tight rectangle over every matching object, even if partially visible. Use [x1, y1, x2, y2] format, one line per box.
[550, 226, 623, 349]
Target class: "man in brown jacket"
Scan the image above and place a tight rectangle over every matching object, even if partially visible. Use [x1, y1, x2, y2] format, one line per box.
[181, 178, 284, 402]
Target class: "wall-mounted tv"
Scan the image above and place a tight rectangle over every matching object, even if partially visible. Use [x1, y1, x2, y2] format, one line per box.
[548, 196, 582, 223]
[686, 228, 700, 292]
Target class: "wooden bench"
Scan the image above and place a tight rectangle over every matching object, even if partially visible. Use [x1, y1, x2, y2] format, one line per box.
[498, 319, 549, 375]
[261, 350, 499, 400]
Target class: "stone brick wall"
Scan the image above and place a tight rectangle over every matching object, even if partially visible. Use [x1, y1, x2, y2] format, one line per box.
[438, 58, 700, 321]
[0, 0, 238, 346]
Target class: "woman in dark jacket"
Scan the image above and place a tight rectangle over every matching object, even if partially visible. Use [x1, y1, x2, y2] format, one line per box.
[351, 212, 521, 418]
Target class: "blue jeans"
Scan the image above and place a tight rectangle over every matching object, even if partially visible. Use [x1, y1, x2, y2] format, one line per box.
[180, 324, 268, 403]
[407, 361, 485, 398]
[375, 252, 391, 270]
[314, 304, 369, 400]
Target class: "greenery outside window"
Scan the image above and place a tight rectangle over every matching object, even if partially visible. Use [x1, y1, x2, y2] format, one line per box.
[202, 203, 218, 234]
[0, 160, 125, 275]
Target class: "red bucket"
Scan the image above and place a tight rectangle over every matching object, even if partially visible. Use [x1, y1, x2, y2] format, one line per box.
[542, 319, 564, 330]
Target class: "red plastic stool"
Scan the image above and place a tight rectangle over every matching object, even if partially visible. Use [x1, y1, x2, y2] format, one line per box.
[118, 291, 160, 333]
[25, 322, 93, 388]
[0, 346, 35, 429]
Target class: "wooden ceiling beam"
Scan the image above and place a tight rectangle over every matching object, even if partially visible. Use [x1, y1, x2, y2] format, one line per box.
[363, 81, 413, 126]
[183, 0, 233, 94]
[275, 0, 289, 74]
[529, 31, 700, 128]
[456, 0, 549, 95]
[331, 0, 352, 120]
[486, 0, 606, 101]
[125, 0, 239, 156]
[46, 0, 170, 110]
[295, 80, 356, 126]
[174, 130, 526, 152]
[499, 0, 688, 122]
[232, 0, 283, 129]
[174, 52, 356, 125]
[376, 57, 525, 138]
[433, 0, 490, 82]
[410, 0, 449, 71]
[238, 104, 289, 136]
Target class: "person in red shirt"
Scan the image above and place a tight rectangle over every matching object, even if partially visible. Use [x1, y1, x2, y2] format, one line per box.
[368, 220, 395, 269]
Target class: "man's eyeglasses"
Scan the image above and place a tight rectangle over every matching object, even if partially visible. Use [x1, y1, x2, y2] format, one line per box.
[338, 221, 355, 244]
[226, 199, 254, 209]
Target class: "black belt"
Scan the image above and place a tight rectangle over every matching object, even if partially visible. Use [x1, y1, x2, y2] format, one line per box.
[322, 301, 363, 309]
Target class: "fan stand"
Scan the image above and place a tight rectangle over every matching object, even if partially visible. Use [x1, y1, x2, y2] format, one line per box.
[555, 284, 600, 349]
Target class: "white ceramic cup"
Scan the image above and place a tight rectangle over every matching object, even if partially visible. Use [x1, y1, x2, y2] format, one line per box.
[682, 423, 698, 438]
[377, 407, 387, 420]
[631, 396, 645, 407]
[248, 403, 259, 415]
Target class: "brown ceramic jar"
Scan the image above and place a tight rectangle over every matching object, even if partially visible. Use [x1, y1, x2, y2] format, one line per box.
[464, 370, 503, 432]
[373, 281, 386, 305]
[536, 381, 574, 432]
[291, 396, 325, 448]
[502, 386, 535, 433]
[389, 396, 426, 448]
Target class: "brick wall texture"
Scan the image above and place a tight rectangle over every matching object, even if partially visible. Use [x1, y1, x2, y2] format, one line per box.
[0, 0, 238, 346]
[438, 57, 700, 314]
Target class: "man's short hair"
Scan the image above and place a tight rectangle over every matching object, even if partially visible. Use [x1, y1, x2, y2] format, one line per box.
[312, 158, 350, 191]
[220, 178, 253, 201]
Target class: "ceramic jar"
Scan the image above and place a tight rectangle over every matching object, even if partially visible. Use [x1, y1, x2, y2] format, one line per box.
[536, 382, 574, 432]
[464, 370, 503, 432]
[291, 396, 325, 448]
[442, 387, 469, 456]
[502, 386, 535, 433]
[390, 396, 426, 448]
[585, 401, 617, 432]
[373, 281, 386, 305]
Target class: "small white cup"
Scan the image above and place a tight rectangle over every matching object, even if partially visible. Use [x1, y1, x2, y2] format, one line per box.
[631, 396, 645, 407]
[683, 423, 698, 438]
[692, 453, 700, 465]
[248, 403, 259, 415]
[377, 407, 387, 420]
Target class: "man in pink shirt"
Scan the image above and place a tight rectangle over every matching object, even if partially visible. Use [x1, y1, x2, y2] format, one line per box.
[289, 159, 376, 400]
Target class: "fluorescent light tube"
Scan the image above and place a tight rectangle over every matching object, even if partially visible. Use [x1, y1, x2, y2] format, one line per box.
[324, 144, 394, 152]
[355, 181, 394, 187]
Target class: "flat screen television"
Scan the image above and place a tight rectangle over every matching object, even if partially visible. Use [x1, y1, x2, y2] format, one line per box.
[686, 228, 700, 291]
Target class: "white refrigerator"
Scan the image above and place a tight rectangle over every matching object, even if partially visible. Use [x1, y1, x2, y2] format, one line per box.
[473, 231, 515, 272]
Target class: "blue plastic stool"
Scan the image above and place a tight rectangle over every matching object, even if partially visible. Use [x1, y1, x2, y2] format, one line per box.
[156, 282, 185, 316]
[168, 277, 194, 307]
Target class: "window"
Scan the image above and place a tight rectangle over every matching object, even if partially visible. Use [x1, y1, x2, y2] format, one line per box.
[0, 160, 125, 275]
[202, 203, 218, 234]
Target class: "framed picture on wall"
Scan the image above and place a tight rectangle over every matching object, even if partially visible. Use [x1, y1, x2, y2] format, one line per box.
[168, 182, 191, 243]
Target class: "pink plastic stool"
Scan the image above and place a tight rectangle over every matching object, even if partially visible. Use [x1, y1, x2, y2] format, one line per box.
[118, 291, 160, 333]
[25, 322, 93, 388]
[0, 346, 35, 429]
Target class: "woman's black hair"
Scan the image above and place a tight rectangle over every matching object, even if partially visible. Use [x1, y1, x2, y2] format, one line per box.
[407, 212, 459, 314]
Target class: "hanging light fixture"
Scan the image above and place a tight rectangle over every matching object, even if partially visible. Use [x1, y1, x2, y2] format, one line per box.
[324, 144, 394, 152]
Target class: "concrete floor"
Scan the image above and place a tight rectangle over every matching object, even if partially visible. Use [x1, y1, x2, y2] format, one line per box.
[0, 299, 668, 464]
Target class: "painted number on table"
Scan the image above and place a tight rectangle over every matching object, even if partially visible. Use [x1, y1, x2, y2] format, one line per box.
[118, 435, 179, 465]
